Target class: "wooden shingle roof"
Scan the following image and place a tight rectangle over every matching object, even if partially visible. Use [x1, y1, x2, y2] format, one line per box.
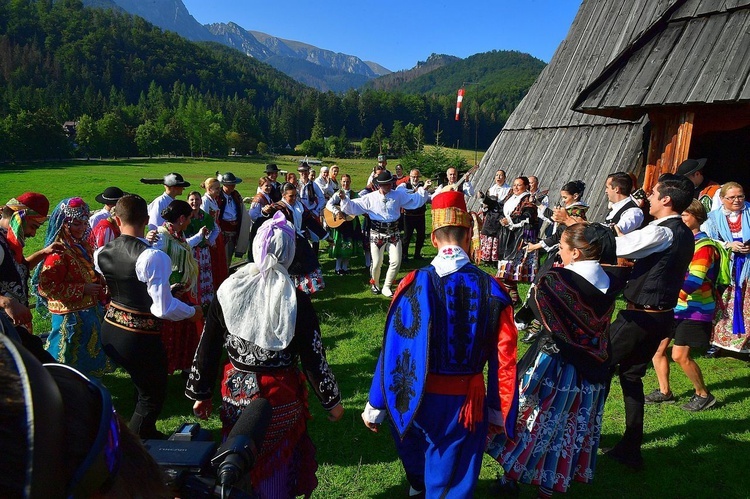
[472, 0, 680, 220]
[574, 0, 750, 120]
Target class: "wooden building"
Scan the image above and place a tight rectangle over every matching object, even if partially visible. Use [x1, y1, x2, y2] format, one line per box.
[472, 0, 750, 220]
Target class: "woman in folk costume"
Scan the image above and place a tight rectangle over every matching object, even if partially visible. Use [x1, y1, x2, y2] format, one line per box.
[200, 177, 229, 289]
[489, 223, 622, 498]
[325, 174, 363, 274]
[273, 182, 328, 294]
[496, 176, 541, 304]
[479, 169, 511, 264]
[186, 191, 219, 312]
[155, 199, 203, 373]
[516, 180, 589, 343]
[701, 181, 750, 354]
[32, 197, 114, 377]
[186, 212, 344, 498]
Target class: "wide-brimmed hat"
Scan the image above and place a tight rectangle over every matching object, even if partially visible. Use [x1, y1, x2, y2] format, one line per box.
[218, 172, 242, 185]
[297, 162, 310, 172]
[140, 172, 190, 187]
[95, 186, 127, 205]
[375, 171, 395, 185]
[432, 191, 471, 231]
[675, 158, 707, 177]
[264, 163, 280, 174]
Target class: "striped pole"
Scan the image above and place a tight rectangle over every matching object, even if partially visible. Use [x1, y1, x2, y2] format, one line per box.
[455, 88, 465, 121]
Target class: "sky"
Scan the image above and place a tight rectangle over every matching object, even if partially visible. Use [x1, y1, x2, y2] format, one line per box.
[181, 0, 581, 72]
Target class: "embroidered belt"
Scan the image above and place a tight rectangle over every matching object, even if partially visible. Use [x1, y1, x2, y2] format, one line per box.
[219, 219, 239, 232]
[425, 373, 485, 432]
[625, 301, 672, 313]
[370, 220, 400, 233]
[105, 303, 162, 334]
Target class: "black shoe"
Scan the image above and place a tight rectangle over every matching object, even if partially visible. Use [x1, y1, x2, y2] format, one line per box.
[603, 446, 644, 471]
[705, 346, 721, 358]
[370, 284, 381, 294]
[682, 392, 716, 412]
[644, 388, 675, 404]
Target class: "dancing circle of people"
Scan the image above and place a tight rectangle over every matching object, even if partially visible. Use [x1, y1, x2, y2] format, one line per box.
[1, 156, 747, 497]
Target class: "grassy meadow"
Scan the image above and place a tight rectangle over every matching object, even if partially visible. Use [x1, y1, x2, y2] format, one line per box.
[2, 157, 750, 498]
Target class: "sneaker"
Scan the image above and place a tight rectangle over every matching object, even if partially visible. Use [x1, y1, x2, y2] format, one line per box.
[705, 346, 721, 358]
[682, 393, 716, 412]
[370, 284, 381, 294]
[644, 388, 675, 404]
[382, 287, 393, 298]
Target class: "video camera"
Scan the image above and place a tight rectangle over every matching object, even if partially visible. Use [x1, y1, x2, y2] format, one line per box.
[144, 398, 272, 499]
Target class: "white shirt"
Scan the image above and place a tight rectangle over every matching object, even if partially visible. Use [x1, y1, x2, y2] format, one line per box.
[606, 197, 644, 235]
[615, 215, 678, 260]
[488, 183, 511, 200]
[565, 260, 610, 293]
[222, 191, 238, 222]
[201, 194, 220, 219]
[314, 177, 332, 199]
[341, 187, 429, 222]
[147, 192, 173, 231]
[94, 240, 195, 321]
[89, 208, 110, 229]
[298, 180, 326, 216]
[433, 180, 474, 198]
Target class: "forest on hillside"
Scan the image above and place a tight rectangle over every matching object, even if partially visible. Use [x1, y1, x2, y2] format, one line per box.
[0, 0, 544, 162]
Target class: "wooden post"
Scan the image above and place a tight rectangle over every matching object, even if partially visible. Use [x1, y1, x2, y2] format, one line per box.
[643, 111, 695, 192]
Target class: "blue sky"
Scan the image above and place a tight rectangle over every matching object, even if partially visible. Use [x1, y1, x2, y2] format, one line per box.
[181, 0, 581, 71]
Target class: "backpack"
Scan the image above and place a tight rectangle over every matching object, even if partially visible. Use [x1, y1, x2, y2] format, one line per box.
[695, 238, 731, 292]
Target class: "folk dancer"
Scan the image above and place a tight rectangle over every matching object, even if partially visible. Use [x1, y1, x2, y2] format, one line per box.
[216, 172, 252, 264]
[95, 194, 202, 439]
[604, 174, 694, 470]
[398, 169, 428, 261]
[263, 163, 283, 202]
[326, 174, 363, 274]
[361, 190, 518, 497]
[0, 193, 59, 362]
[89, 186, 126, 229]
[339, 171, 431, 297]
[142, 172, 190, 230]
[676, 158, 721, 212]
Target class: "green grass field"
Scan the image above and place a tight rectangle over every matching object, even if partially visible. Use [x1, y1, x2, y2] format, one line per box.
[3, 157, 750, 498]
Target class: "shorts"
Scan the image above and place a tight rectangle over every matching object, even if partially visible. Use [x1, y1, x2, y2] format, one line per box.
[670, 319, 712, 350]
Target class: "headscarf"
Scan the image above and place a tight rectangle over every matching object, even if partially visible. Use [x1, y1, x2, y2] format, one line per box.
[31, 197, 92, 315]
[216, 211, 297, 350]
[4, 193, 49, 263]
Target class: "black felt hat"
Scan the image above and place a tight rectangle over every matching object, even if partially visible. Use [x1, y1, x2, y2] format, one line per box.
[675, 158, 707, 177]
[264, 163, 280, 173]
[219, 172, 242, 185]
[375, 171, 395, 185]
[297, 162, 310, 172]
[95, 186, 126, 205]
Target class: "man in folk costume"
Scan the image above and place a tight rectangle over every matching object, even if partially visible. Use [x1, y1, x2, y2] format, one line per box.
[362, 191, 518, 497]
[604, 174, 695, 469]
[216, 172, 252, 264]
[676, 158, 721, 212]
[339, 171, 431, 297]
[95, 194, 202, 439]
[263, 163, 283, 202]
[142, 172, 191, 231]
[90, 187, 127, 248]
[0, 193, 60, 362]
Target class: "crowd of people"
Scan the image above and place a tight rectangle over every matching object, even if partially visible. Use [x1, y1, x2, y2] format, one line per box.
[0, 156, 747, 497]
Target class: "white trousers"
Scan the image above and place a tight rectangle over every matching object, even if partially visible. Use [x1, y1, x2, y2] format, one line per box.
[371, 239, 402, 291]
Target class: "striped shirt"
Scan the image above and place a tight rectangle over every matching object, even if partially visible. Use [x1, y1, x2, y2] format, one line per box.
[674, 232, 720, 322]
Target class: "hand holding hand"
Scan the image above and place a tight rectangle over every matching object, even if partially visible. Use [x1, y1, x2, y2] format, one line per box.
[190, 305, 204, 323]
[145, 230, 159, 243]
[83, 283, 103, 296]
[45, 242, 65, 255]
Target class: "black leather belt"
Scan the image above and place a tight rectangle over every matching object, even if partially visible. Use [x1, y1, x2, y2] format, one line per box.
[370, 220, 399, 232]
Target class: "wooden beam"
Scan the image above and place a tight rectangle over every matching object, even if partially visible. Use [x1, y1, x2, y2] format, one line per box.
[643, 111, 695, 192]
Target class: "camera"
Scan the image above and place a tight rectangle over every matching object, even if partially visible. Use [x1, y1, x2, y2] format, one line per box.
[145, 398, 271, 498]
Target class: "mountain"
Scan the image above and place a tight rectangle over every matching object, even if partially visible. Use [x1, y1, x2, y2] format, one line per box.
[384, 50, 546, 97]
[364, 53, 461, 91]
[84, 0, 391, 91]
[206, 24, 390, 92]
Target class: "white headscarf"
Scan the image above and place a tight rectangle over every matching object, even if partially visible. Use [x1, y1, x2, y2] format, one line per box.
[216, 211, 297, 350]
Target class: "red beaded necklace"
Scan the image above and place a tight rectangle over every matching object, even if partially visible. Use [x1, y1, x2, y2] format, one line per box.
[727, 214, 742, 233]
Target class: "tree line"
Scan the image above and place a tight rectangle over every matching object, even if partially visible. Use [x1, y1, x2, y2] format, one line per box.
[0, 0, 541, 162]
